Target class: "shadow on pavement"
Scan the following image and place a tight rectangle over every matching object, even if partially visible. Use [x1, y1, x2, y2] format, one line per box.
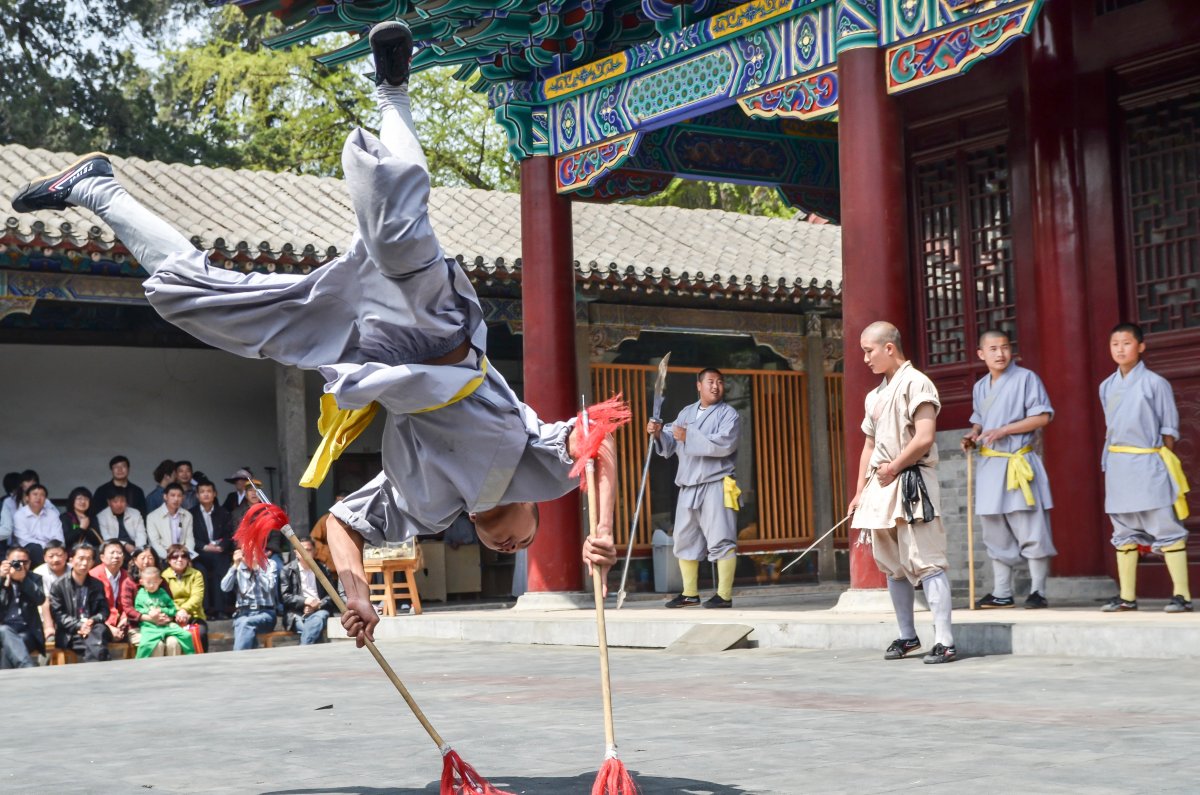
[262, 771, 754, 794]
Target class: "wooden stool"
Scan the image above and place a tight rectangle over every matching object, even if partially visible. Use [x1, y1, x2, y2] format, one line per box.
[45, 641, 77, 666]
[364, 556, 423, 616]
[260, 630, 295, 648]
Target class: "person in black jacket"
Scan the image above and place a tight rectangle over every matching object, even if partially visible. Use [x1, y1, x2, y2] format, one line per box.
[49, 544, 111, 662]
[190, 480, 235, 618]
[280, 539, 342, 645]
[0, 546, 44, 668]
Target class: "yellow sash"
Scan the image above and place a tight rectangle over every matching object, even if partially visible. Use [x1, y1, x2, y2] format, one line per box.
[1107, 445, 1191, 520]
[723, 476, 741, 511]
[300, 358, 488, 489]
[979, 445, 1036, 507]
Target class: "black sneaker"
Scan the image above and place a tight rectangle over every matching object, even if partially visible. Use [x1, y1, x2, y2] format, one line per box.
[703, 594, 733, 609]
[1164, 595, 1193, 614]
[1024, 591, 1049, 609]
[664, 594, 701, 608]
[923, 643, 958, 664]
[11, 152, 112, 213]
[976, 593, 1015, 609]
[884, 637, 921, 660]
[1101, 596, 1138, 612]
[369, 21, 414, 86]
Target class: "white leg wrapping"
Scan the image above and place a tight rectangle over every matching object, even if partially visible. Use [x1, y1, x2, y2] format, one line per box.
[887, 577, 917, 639]
[922, 571, 954, 647]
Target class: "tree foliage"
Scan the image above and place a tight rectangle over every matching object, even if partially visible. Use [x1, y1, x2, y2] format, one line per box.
[633, 178, 797, 218]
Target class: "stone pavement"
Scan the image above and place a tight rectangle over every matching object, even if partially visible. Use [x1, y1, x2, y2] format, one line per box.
[5, 637, 1200, 794]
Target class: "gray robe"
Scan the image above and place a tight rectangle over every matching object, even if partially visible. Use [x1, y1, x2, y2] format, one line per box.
[140, 128, 577, 544]
[969, 364, 1054, 515]
[1100, 362, 1182, 515]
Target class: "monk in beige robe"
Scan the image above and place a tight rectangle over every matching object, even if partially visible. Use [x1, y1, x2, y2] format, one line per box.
[849, 322, 956, 664]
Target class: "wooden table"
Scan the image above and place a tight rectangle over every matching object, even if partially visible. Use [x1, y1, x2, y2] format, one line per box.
[363, 556, 423, 616]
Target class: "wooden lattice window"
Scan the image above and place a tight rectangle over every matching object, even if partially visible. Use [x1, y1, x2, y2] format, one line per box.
[1121, 89, 1200, 333]
[912, 141, 1015, 366]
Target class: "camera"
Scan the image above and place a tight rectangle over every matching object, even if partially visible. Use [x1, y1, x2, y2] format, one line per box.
[9, 560, 24, 570]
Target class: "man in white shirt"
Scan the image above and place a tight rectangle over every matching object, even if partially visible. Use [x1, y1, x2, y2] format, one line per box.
[32, 540, 68, 640]
[146, 484, 195, 559]
[12, 484, 63, 567]
[96, 488, 147, 555]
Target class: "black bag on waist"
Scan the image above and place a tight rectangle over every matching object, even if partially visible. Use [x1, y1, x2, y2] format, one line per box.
[899, 465, 935, 524]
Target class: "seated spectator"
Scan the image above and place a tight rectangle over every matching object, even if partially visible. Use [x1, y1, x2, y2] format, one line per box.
[146, 484, 195, 560]
[191, 480, 234, 619]
[0, 546, 45, 669]
[89, 541, 132, 643]
[33, 540, 69, 640]
[174, 461, 198, 512]
[13, 484, 63, 567]
[144, 459, 176, 516]
[49, 544, 111, 662]
[221, 543, 278, 651]
[120, 547, 166, 646]
[308, 491, 347, 575]
[222, 468, 256, 513]
[93, 455, 148, 517]
[281, 539, 342, 645]
[62, 487, 103, 549]
[162, 543, 207, 652]
[134, 566, 194, 658]
[0, 472, 23, 556]
[97, 488, 148, 555]
[128, 546, 163, 581]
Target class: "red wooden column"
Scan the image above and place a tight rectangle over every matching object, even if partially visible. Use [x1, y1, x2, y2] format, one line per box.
[837, 46, 911, 591]
[1024, 1, 1104, 576]
[520, 156, 584, 592]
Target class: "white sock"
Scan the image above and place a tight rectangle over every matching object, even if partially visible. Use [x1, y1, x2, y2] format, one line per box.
[1028, 557, 1050, 596]
[376, 84, 428, 171]
[991, 560, 1014, 599]
[887, 577, 917, 639]
[68, 175, 193, 275]
[922, 572, 954, 647]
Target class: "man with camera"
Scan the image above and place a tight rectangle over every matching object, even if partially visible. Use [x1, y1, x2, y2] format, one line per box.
[0, 546, 46, 668]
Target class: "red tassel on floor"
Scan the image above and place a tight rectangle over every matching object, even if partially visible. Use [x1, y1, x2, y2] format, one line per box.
[233, 503, 290, 570]
[569, 394, 632, 486]
[440, 749, 515, 795]
[591, 756, 639, 795]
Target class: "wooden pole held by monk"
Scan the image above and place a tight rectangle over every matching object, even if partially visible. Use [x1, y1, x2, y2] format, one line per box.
[967, 448, 976, 610]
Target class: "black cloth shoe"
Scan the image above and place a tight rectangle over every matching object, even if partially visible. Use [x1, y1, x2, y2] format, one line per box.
[976, 593, 1015, 609]
[1024, 591, 1049, 609]
[1101, 596, 1138, 612]
[1164, 595, 1194, 613]
[369, 21, 413, 86]
[923, 643, 958, 664]
[884, 637, 921, 660]
[703, 594, 732, 609]
[11, 153, 112, 213]
[664, 594, 701, 608]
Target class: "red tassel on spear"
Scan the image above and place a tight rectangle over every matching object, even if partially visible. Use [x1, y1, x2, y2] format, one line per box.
[234, 500, 513, 795]
[580, 398, 639, 795]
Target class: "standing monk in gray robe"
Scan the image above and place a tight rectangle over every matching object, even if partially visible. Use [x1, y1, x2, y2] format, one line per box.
[650, 368, 741, 609]
[849, 322, 956, 664]
[10, 21, 618, 647]
[1099, 323, 1191, 614]
[962, 329, 1056, 609]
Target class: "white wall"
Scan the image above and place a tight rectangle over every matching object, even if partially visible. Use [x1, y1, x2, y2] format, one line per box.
[0, 344, 282, 503]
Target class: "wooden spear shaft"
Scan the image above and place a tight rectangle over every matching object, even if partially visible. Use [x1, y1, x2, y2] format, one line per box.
[279, 524, 446, 749]
[966, 449, 976, 610]
[583, 410, 618, 754]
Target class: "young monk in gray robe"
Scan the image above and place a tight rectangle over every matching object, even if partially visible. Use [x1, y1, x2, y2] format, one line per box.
[649, 368, 741, 608]
[962, 329, 1056, 609]
[1100, 323, 1191, 613]
[10, 21, 618, 646]
[850, 322, 956, 664]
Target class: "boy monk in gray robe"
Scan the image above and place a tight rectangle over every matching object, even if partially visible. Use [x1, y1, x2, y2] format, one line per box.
[962, 329, 1056, 609]
[11, 21, 618, 645]
[849, 322, 956, 664]
[1100, 323, 1191, 613]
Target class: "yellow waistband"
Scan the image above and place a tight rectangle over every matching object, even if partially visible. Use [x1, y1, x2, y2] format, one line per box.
[1107, 445, 1190, 520]
[723, 476, 741, 511]
[300, 357, 489, 489]
[979, 445, 1035, 506]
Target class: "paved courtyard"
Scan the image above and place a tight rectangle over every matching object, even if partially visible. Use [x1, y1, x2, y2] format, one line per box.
[4, 638, 1197, 794]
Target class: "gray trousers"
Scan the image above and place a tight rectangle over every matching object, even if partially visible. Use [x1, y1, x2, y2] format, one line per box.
[672, 480, 737, 562]
[979, 510, 1056, 567]
[1109, 507, 1187, 550]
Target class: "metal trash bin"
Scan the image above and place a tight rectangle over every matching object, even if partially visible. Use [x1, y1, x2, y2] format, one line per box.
[652, 528, 682, 593]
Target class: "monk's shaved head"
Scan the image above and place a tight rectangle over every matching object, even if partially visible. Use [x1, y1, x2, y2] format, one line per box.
[862, 321, 903, 351]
